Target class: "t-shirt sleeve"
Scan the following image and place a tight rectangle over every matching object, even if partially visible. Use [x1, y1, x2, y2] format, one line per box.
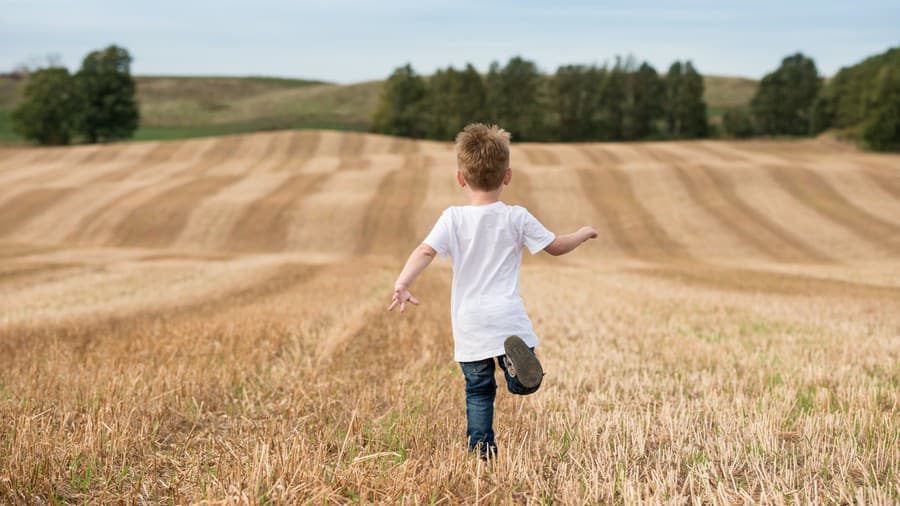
[521, 208, 556, 254]
[422, 209, 452, 259]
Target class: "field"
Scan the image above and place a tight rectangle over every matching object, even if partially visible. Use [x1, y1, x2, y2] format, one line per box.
[0, 131, 898, 503]
[0, 74, 754, 143]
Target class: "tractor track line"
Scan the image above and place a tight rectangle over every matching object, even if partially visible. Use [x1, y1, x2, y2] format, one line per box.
[766, 164, 900, 255]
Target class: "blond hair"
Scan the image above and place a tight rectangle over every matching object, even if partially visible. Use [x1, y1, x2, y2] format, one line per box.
[455, 123, 511, 190]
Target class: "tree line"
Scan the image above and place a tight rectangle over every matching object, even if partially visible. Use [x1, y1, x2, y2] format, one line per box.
[375, 49, 900, 151]
[373, 56, 707, 143]
[12, 45, 139, 145]
[724, 48, 899, 151]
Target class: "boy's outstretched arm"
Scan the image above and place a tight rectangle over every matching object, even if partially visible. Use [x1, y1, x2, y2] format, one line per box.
[387, 243, 438, 312]
[544, 226, 598, 256]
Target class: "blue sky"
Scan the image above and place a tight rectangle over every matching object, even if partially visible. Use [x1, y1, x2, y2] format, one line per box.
[2, 1, 898, 82]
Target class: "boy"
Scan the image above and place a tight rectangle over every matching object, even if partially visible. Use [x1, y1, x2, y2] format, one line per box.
[387, 123, 597, 457]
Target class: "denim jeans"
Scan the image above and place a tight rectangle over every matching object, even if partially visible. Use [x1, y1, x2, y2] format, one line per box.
[458, 347, 541, 455]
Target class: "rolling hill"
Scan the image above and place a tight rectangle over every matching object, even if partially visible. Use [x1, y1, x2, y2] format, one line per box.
[1, 132, 898, 502]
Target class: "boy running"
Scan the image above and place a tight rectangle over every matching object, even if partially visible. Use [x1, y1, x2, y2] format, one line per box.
[387, 123, 597, 457]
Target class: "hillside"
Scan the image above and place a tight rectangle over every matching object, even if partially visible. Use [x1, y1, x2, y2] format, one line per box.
[1, 132, 898, 502]
[1, 130, 896, 262]
[0, 74, 755, 144]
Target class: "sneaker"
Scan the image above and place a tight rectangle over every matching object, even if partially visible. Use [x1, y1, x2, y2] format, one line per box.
[503, 335, 543, 388]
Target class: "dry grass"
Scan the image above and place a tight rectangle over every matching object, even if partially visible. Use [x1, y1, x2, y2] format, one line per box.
[0, 132, 898, 503]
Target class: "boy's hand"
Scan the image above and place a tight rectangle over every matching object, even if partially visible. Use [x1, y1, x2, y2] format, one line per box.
[387, 284, 419, 313]
[579, 226, 598, 241]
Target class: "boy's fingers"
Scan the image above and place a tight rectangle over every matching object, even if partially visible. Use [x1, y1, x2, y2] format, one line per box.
[409, 296, 419, 305]
[400, 301, 406, 312]
[387, 299, 398, 311]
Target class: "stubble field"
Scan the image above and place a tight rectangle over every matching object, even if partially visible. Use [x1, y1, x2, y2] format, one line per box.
[0, 131, 898, 503]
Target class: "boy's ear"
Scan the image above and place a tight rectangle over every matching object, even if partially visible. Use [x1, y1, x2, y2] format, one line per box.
[457, 170, 466, 188]
[503, 167, 512, 185]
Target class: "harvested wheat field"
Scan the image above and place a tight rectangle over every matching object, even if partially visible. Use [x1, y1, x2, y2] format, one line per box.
[0, 131, 898, 504]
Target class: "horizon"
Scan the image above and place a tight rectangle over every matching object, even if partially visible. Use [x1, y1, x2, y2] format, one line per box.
[3, 1, 898, 83]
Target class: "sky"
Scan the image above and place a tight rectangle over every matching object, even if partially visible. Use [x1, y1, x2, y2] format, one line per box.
[2, 1, 898, 83]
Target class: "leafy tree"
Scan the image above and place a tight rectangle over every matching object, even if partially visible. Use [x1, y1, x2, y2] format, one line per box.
[861, 65, 900, 151]
[664, 61, 708, 138]
[813, 47, 900, 134]
[552, 64, 603, 141]
[750, 53, 821, 136]
[664, 62, 684, 137]
[74, 45, 139, 143]
[722, 109, 755, 138]
[372, 64, 428, 138]
[425, 66, 459, 140]
[809, 95, 835, 135]
[597, 60, 627, 140]
[485, 56, 545, 140]
[425, 64, 486, 140]
[623, 61, 664, 140]
[11, 67, 78, 145]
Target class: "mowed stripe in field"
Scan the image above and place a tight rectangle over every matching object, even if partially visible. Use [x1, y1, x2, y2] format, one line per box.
[227, 173, 329, 252]
[630, 264, 900, 300]
[111, 176, 243, 248]
[577, 164, 690, 261]
[766, 164, 900, 255]
[356, 154, 430, 256]
[0, 187, 79, 237]
[89, 141, 188, 183]
[642, 142, 832, 264]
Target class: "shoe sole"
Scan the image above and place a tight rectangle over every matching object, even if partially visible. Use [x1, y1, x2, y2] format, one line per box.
[503, 335, 543, 388]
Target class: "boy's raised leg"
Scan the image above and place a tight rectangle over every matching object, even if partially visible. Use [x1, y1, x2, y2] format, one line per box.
[501, 335, 543, 393]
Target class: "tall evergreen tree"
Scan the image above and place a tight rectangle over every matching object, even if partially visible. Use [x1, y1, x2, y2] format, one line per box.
[751, 53, 821, 136]
[484, 56, 544, 140]
[372, 64, 428, 138]
[598, 60, 627, 140]
[454, 64, 487, 129]
[664, 61, 708, 138]
[425, 66, 459, 140]
[664, 62, 684, 137]
[552, 64, 603, 141]
[11, 67, 78, 145]
[424, 63, 487, 140]
[74, 45, 139, 143]
[624, 61, 664, 140]
[680, 61, 708, 138]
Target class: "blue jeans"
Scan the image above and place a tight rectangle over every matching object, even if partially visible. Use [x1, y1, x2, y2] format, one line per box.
[458, 347, 541, 455]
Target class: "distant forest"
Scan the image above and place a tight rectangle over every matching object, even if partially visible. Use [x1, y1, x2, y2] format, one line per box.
[372, 48, 900, 152]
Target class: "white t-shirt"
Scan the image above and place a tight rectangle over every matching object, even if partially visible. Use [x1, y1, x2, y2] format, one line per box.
[422, 201, 556, 362]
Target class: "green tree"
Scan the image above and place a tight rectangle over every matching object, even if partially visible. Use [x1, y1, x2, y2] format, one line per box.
[750, 53, 821, 136]
[74, 45, 139, 143]
[372, 64, 428, 138]
[861, 65, 900, 151]
[485, 56, 545, 140]
[722, 109, 755, 138]
[425, 64, 486, 140]
[425, 66, 459, 140]
[812, 47, 900, 136]
[664, 61, 708, 138]
[552, 64, 603, 141]
[623, 61, 664, 140]
[598, 60, 627, 140]
[664, 61, 684, 137]
[11, 67, 78, 145]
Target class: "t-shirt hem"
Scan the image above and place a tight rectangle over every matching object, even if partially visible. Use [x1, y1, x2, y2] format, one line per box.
[454, 337, 540, 363]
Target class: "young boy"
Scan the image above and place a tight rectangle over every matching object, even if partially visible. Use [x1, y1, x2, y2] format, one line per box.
[387, 123, 597, 457]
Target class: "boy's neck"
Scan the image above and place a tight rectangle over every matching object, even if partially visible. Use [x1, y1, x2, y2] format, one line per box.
[467, 188, 502, 206]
